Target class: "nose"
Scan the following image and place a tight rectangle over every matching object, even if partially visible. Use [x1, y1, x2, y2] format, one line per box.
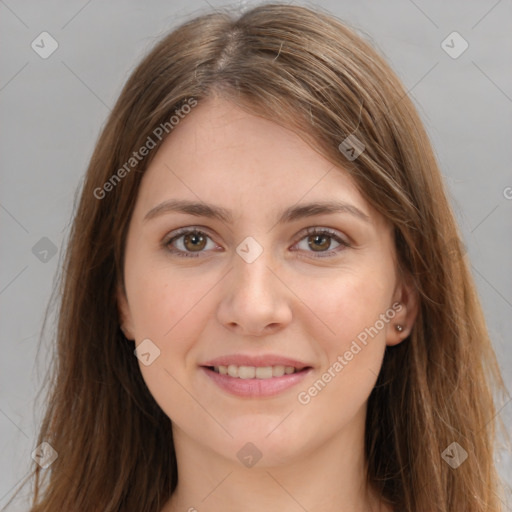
[216, 245, 293, 336]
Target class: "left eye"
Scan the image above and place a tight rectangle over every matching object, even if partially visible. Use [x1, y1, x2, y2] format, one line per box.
[293, 227, 350, 257]
[164, 227, 350, 258]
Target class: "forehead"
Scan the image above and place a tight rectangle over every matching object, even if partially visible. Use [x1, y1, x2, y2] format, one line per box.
[133, 96, 384, 229]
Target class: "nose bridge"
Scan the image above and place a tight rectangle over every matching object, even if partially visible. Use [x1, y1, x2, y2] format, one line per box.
[216, 234, 292, 334]
[232, 235, 276, 295]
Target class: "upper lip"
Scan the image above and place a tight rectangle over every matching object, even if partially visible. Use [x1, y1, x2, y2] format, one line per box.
[202, 354, 311, 370]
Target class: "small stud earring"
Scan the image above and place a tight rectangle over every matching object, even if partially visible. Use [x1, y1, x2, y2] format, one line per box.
[395, 324, 404, 332]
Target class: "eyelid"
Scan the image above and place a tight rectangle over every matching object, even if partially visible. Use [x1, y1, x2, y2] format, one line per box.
[163, 225, 216, 242]
[299, 226, 350, 246]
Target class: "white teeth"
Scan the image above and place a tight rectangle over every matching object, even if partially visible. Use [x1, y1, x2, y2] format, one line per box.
[255, 366, 272, 379]
[238, 366, 256, 379]
[212, 364, 299, 379]
[227, 364, 238, 377]
[270, 365, 285, 377]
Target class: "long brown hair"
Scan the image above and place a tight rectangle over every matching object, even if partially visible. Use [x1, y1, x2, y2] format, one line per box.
[5, 3, 508, 511]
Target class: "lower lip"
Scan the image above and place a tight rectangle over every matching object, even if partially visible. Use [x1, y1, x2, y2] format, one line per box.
[201, 366, 312, 398]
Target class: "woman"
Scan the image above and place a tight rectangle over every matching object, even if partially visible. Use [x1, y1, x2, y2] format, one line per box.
[7, 3, 508, 511]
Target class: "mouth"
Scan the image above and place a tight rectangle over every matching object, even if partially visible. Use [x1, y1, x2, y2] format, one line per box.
[200, 362, 312, 398]
[205, 364, 308, 379]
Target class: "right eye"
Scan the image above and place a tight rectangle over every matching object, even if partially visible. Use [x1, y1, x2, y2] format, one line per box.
[164, 227, 219, 257]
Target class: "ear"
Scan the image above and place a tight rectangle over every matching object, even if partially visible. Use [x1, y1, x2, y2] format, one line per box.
[117, 283, 135, 341]
[386, 272, 419, 347]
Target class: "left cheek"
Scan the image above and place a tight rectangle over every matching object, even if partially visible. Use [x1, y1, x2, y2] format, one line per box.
[312, 294, 390, 378]
[321, 279, 388, 335]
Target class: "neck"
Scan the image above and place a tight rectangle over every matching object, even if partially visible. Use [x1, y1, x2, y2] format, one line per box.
[162, 404, 390, 512]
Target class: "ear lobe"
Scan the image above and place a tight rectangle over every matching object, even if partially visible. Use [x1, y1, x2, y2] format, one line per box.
[386, 274, 419, 346]
[116, 284, 135, 340]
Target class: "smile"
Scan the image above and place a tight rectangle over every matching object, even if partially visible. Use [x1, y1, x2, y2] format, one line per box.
[201, 364, 312, 398]
[210, 364, 300, 379]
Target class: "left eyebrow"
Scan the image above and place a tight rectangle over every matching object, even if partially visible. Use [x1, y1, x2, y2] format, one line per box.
[143, 199, 371, 225]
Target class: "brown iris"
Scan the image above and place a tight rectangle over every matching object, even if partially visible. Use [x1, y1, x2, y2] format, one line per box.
[308, 233, 331, 252]
[183, 231, 207, 252]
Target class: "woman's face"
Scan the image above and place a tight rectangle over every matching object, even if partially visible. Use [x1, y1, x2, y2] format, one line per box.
[118, 95, 416, 467]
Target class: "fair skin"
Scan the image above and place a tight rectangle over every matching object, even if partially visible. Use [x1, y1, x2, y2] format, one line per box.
[118, 95, 418, 512]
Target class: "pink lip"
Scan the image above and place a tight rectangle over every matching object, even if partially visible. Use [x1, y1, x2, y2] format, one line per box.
[200, 367, 312, 398]
[202, 354, 310, 370]
[200, 354, 313, 398]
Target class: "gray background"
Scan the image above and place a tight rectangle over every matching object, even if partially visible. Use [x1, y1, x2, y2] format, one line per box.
[1, 0, 511, 510]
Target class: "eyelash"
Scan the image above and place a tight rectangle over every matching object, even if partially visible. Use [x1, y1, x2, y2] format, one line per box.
[163, 226, 351, 259]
